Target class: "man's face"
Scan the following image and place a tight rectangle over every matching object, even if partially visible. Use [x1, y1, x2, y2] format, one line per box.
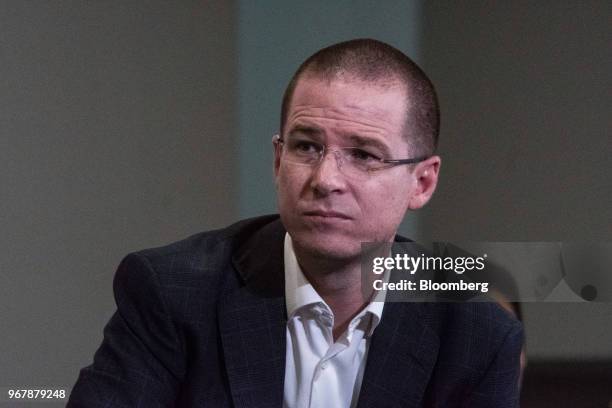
[274, 75, 436, 260]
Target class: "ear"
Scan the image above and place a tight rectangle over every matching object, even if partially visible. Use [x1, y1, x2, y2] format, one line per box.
[272, 134, 282, 183]
[407, 155, 441, 210]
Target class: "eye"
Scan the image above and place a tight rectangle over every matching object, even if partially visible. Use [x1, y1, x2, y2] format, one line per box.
[291, 140, 322, 154]
[348, 148, 381, 162]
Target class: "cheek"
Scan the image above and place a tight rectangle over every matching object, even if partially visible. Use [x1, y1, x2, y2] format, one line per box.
[277, 166, 306, 204]
[358, 183, 411, 225]
[364, 180, 409, 209]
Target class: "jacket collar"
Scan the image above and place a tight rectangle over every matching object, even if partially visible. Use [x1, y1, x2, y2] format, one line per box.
[218, 217, 287, 408]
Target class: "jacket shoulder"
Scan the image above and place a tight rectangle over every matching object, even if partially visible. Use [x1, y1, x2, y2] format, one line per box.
[130, 214, 281, 281]
[438, 301, 523, 353]
[113, 215, 282, 322]
[430, 301, 523, 376]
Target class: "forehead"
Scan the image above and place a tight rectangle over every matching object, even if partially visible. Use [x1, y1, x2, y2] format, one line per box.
[286, 76, 408, 141]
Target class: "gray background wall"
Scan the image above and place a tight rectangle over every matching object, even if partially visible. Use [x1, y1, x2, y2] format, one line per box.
[1, 1, 610, 403]
[1, 1, 236, 404]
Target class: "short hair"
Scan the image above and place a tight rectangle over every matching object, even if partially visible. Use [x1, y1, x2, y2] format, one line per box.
[280, 39, 440, 156]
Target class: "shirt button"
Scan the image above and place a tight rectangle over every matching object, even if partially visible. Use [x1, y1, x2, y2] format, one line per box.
[320, 361, 328, 369]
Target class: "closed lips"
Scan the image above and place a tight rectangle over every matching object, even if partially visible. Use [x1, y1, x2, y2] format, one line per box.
[303, 210, 351, 219]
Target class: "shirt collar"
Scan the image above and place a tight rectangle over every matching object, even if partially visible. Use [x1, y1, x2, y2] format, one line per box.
[284, 233, 326, 318]
[283, 233, 386, 337]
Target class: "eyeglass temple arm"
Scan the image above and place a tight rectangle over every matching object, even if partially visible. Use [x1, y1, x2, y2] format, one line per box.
[382, 156, 430, 165]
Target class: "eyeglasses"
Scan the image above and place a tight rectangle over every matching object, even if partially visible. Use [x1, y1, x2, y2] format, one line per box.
[274, 134, 429, 180]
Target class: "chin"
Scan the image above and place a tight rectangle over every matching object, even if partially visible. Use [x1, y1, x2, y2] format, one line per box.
[289, 228, 363, 261]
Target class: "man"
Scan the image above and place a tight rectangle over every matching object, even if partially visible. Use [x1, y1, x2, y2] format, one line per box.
[69, 39, 523, 407]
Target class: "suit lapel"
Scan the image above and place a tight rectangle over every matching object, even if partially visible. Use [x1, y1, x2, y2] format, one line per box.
[357, 302, 440, 408]
[218, 219, 287, 408]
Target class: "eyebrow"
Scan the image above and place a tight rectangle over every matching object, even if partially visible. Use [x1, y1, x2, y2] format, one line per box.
[287, 125, 393, 157]
[287, 125, 323, 138]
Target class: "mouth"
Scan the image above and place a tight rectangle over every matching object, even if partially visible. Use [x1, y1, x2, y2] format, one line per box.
[302, 210, 352, 220]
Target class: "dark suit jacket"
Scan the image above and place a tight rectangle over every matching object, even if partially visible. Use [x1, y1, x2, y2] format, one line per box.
[68, 215, 523, 407]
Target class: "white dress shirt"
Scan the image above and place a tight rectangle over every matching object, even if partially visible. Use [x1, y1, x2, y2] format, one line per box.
[283, 233, 386, 408]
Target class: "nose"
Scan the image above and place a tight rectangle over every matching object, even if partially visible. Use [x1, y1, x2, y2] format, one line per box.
[309, 149, 348, 195]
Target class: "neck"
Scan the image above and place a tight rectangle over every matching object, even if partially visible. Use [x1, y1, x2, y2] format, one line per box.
[293, 247, 372, 340]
